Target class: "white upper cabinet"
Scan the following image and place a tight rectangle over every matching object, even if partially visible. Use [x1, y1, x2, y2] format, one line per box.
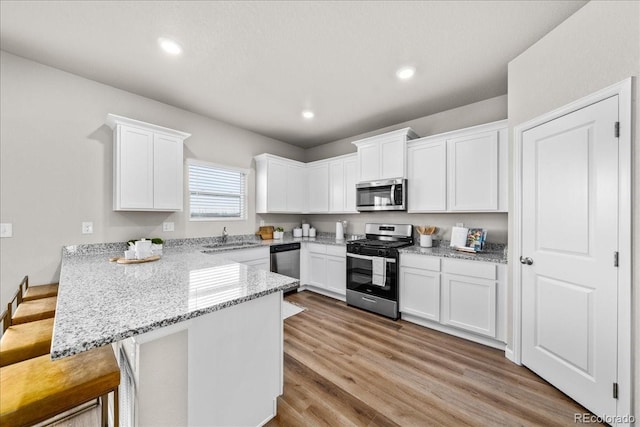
[287, 162, 307, 213]
[407, 120, 507, 213]
[352, 128, 418, 182]
[307, 161, 329, 213]
[407, 139, 447, 212]
[255, 153, 357, 214]
[107, 114, 190, 211]
[255, 154, 306, 213]
[328, 154, 358, 214]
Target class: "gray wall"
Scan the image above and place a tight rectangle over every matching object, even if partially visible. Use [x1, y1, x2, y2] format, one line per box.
[305, 95, 509, 243]
[507, 0, 639, 415]
[0, 51, 304, 307]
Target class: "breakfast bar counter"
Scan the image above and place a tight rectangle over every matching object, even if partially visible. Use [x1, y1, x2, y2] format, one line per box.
[52, 242, 299, 426]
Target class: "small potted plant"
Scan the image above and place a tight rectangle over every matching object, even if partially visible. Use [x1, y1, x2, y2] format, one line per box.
[273, 227, 284, 239]
[150, 238, 164, 255]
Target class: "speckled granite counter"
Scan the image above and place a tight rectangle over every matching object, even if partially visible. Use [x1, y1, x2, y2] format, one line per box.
[51, 245, 299, 360]
[400, 244, 507, 264]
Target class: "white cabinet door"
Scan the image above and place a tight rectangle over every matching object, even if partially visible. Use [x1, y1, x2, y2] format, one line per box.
[447, 131, 498, 211]
[117, 125, 154, 209]
[343, 155, 358, 213]
[153, 133, 183, 210]
[325, 255, 346, 296]
[287, 163, 306, 213]
[266, 159, 288, 212]
[307, 252, 326, 288]
[407, 139, 447, 212]
[357, 143, 379, 182]
[400, 267, 440, 321]
[441, 273, 496, 338]
[380, 138, 405, 179]
[109, 115, 188, 212]
[329, 160, 345, 213]
[307, 163, 329, 213]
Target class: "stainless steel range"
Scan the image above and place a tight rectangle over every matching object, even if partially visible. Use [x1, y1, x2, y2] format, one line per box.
[346, 223, 413, 319]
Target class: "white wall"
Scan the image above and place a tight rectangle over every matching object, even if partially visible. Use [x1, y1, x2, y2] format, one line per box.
[305, 95, 509, 243]
[507, 0, 639, 416]
[0, 51, 304, 307]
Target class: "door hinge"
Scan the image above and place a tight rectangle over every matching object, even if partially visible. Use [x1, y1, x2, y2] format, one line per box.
[614, 251, 619, 267]
[613, 382, 618, 399]
[615, 122, 620, 138]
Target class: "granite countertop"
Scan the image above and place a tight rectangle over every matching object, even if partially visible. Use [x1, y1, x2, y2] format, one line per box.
[51, 245, 299, 360]
[400, 243, 507, 264]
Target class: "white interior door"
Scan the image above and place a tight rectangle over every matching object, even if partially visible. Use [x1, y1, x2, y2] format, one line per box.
[521, 96, 619, 418]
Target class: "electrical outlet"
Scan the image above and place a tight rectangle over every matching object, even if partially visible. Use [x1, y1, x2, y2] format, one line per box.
[82, 222, 93, 234]
[163, 222, 175, 232]
[260, 220, 265, 226]
[0, 223, 13, 238]
[456, 223, 464, 227]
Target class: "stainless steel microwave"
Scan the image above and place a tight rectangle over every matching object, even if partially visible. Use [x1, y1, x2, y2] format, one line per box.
[356, 178, 407, 211]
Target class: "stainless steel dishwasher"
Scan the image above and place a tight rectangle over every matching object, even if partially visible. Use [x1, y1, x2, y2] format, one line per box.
[270, 242, 300, 281]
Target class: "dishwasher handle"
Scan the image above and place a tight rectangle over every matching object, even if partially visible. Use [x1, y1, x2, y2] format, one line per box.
[270, 243, 301, 253]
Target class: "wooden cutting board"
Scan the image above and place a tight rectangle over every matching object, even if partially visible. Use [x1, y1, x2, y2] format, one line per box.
[108, 255, 161, 264]
[256, 226, 274, 240]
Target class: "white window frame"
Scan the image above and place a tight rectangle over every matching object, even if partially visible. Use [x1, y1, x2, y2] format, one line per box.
[187, 159, 250, 222]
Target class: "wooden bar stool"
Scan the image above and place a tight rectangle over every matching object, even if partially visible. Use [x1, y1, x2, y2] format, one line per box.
[9, 286, 56, 325]
[0, 309, 53, 367]
[0, 345, 120, 427]
[21, 275, 58, 302]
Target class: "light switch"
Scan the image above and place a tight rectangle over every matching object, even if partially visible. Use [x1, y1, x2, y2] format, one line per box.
[0, 223, 13, 238]
[82, 222, 94, 234]
[163, 222, 175, 232]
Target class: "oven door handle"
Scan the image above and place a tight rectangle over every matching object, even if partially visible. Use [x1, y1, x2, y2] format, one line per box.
[346, 253, 396, 263]
[390, 184, 396, 205]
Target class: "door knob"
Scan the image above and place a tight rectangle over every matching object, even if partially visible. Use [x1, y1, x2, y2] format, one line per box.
[519, 256, 534, 265]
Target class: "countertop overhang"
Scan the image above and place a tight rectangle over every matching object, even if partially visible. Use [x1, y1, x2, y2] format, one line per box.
[51, 245, 299, 360]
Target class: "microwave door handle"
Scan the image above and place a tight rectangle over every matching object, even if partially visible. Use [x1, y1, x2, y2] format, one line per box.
[390, 184, 396, 205]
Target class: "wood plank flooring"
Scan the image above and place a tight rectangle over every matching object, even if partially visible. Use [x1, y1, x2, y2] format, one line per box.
[267, 291, 600, 427]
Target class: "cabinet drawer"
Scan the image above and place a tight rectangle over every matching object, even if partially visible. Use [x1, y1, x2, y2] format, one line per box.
[400, 254, 440, 271]
[442, 259, 496, 280]
[307, 243, 327, 254]
[326, 245, 346, 257]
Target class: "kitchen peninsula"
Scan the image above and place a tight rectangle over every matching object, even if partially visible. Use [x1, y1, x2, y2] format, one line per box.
[51, 242, 299, 426]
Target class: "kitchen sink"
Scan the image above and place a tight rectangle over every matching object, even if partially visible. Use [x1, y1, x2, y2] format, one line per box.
[202, 242, 261, 250]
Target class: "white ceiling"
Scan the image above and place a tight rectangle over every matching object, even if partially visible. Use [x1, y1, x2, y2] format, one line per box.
[0, 1, 586, 148]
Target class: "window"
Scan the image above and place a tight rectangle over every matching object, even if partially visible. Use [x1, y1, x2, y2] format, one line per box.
[188, 160, 248, 220]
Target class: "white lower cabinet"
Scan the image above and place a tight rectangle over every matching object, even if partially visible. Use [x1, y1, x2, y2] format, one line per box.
[300, 243, 346, 299]
[399, 267, 440, 322]
[441, 274, 496, 337]
[223, 247, 270, 271]
[400, 254, 506, 349]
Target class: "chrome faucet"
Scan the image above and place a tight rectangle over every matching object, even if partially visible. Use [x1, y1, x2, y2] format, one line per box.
[222, 227, 228, 243]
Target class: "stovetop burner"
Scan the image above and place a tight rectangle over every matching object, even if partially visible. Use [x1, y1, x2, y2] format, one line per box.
[346, 223, 414, 257]
[348, 239, 412, 249]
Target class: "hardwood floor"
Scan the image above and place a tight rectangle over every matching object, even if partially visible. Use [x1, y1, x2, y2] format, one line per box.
[267, 291, 600, 427]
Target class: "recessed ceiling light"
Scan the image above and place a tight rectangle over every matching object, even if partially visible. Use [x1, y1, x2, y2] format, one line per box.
[396, 66, 416, 80]
[158, 37, 182, 55]
[302, 110, 315, 119]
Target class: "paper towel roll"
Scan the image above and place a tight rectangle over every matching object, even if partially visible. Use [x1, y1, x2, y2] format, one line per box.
[335, 221, 344, 240]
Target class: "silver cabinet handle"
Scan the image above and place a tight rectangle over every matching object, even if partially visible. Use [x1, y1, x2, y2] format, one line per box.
[519, 256, 534, 265]
[362, 296, 377, 303]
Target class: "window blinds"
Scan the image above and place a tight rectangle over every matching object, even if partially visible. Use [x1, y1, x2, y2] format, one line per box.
[188, 161, 247, 220]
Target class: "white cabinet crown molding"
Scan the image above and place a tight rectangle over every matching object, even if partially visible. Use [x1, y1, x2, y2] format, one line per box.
[350, 127, 419, 147]
[106, 113, 191, 139]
